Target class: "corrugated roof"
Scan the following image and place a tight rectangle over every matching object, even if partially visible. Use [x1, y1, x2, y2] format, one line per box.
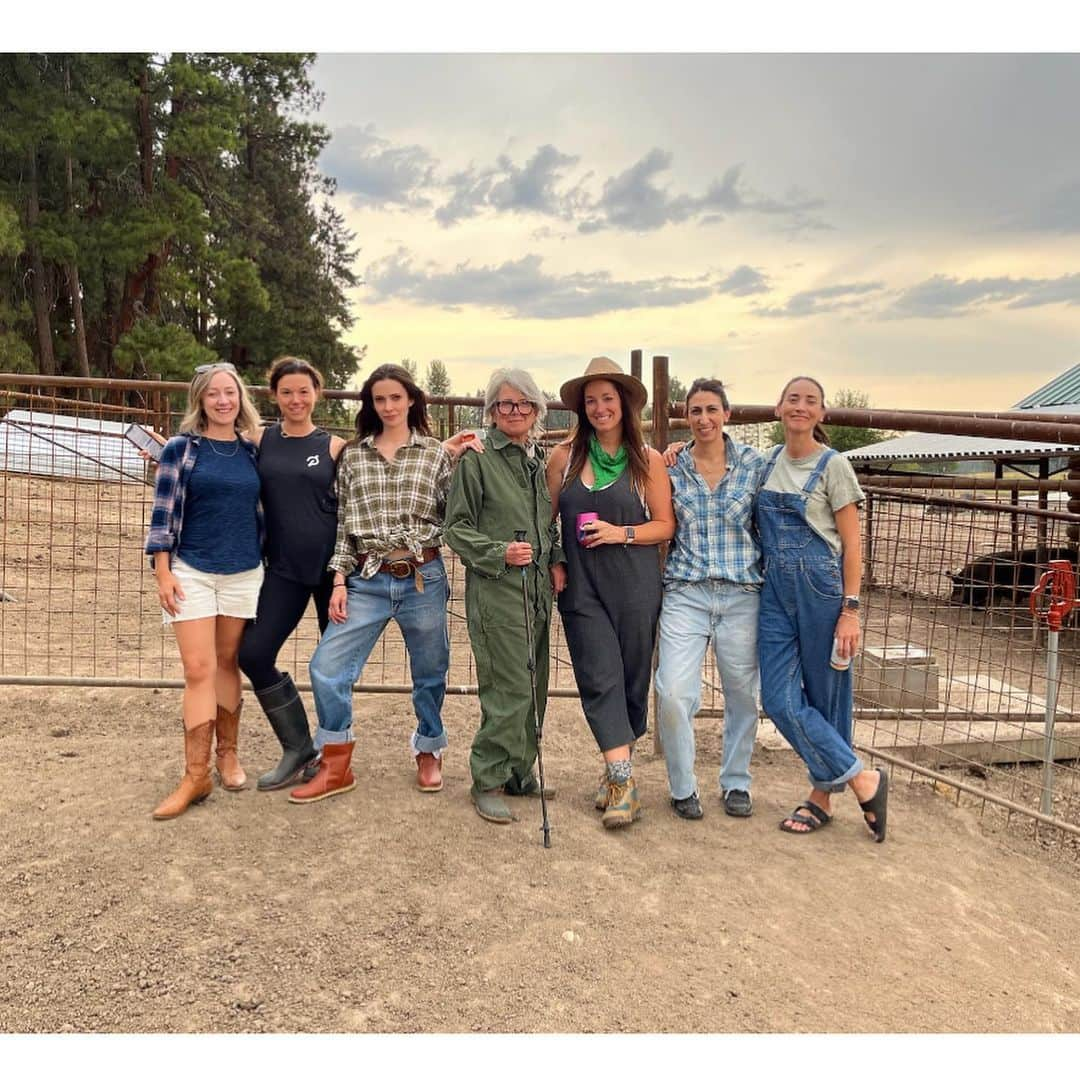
[0, 409, 153, 483]
[844, 432, 1080, 464]
[1014, 363, 1080, 409]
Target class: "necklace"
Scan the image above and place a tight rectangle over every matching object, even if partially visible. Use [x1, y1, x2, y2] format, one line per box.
[205, 436, 240, 458]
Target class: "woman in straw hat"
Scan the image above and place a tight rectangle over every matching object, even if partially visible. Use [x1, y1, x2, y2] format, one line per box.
[546, 357, 674, 829]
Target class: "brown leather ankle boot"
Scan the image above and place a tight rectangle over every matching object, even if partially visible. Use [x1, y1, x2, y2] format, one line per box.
[416, 751, 443, 792]
[288, 742, 356, 804]
[214, 701, 247, 791]
[152, 721, 214, 820]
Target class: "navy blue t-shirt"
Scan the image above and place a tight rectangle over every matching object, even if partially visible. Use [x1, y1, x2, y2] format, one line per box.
[176, 438, 262, 573]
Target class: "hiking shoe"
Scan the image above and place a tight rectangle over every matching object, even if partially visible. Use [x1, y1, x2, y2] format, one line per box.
[591, 777, 609, 812]
[723, 789, 753, 818]
[594, 772, 611, 811]
[671, 793, 704, 820]
[602, 779, 642, 829]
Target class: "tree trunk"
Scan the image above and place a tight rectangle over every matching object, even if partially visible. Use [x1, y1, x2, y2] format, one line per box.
[26, 149, 56, 376]
[64, 59, 91, 381]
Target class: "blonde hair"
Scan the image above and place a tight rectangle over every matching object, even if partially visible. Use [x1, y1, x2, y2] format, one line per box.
[179, 364, 262, 438]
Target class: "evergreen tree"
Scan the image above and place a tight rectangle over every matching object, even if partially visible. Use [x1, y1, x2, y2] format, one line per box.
[0, 52, 362, 392]
[425, 358, 451, 436]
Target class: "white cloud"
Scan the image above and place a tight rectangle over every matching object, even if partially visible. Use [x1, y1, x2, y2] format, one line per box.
[363, 247, 722, 319]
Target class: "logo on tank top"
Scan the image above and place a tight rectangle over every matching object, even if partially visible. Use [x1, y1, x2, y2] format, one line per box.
[306, 454, 320, 468]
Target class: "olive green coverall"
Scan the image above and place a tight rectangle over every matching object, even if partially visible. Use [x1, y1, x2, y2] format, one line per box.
[444, 427, 565, 793]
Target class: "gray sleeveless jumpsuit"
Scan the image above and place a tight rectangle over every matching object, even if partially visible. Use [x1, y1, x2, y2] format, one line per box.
[557, 468, 663, 751]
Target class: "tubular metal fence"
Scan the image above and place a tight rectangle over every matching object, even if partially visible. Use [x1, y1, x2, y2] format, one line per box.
[4, 373, 1080, 855]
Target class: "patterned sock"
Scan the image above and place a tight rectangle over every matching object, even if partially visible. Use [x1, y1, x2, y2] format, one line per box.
[607, 759, 632, 784]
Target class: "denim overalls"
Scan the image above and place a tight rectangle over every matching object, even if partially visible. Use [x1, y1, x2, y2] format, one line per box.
[755, 446, 862, 792]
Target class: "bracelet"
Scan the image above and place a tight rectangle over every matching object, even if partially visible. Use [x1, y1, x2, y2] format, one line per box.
[332, 583, 347, 589]
[839, 608, 860, 619]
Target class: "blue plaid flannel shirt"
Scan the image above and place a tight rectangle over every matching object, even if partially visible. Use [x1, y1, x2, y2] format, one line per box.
[664, 434, 766, 586]
[144, 432, 264, 564]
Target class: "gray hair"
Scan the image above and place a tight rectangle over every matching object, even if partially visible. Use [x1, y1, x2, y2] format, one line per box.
[484, 367, 547, 436]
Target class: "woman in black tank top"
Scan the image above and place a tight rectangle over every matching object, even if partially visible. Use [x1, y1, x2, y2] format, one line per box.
[237, 357, 349, 791]
[546, 357, 675, 831]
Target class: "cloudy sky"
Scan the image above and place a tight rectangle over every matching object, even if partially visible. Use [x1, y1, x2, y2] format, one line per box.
[311, 52, 1080, 409]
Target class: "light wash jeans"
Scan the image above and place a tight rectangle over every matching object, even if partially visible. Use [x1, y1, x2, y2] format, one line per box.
[655, 580, 761, 799]
[308, 557, 450, 753]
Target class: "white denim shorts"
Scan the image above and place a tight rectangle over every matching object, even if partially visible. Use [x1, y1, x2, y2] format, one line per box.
[162, 558, 264, 625]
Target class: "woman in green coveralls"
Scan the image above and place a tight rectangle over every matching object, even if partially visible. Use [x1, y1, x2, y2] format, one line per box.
[444, 368, 567, 824]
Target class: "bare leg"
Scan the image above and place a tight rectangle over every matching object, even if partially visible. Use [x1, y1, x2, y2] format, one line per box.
[173, 618, 218, 729]
[214, 615, 247, 712]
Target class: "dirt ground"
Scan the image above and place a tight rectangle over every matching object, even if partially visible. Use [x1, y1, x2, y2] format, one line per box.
[2, 684, 1079, 1035]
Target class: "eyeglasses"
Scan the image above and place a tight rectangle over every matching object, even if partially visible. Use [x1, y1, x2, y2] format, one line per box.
[195, 362, 238, 375]
[494, 400, 537, 416]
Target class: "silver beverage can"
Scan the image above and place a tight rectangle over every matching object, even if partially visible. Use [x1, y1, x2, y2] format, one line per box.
[830, 638, 852, 671]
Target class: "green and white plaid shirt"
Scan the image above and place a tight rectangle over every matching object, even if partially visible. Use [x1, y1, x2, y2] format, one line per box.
[329, 431, 454, 578]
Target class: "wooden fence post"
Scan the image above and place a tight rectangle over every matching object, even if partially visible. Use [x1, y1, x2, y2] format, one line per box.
[650, 354, 670, 757]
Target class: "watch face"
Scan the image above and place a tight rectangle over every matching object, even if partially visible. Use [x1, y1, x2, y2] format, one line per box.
[843, 597, 860, 610]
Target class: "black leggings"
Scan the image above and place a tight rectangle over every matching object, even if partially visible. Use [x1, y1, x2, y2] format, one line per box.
[238, 570, 334, 691]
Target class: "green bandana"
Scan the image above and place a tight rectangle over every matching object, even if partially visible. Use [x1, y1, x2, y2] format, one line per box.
[587, 435, 628, 490]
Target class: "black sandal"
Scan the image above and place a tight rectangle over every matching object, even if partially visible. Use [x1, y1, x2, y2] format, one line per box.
[858, 767, 889, 843]
[778, 801, 832, 834]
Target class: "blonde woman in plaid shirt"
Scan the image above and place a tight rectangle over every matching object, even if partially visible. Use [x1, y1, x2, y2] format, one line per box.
[290, 363, 481, 803]
[656, 379, 766, 822]
[145, 362, 264, 820]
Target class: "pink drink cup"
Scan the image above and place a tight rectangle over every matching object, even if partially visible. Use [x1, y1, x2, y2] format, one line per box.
[576, 512, 599, 544]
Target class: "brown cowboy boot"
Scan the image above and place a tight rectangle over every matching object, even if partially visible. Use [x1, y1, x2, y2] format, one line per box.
[214, 701, 247, 791]
[416, 751, 443, 792]
[288, 742, 356, 804]
[152, 720, 214, 820]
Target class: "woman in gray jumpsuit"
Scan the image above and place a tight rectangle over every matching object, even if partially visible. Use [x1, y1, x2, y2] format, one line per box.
[546, 357, 674, 829]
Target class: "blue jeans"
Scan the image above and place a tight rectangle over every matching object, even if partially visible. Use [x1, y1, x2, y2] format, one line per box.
[308, 557, 450, 753]
[655, 580, 761, 799]
[757, 556, 861, 792]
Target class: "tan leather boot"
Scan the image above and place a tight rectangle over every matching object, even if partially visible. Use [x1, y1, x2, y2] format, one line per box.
[288, 742, 356, 804]
[214, 701, 247, 790]
[152, 721, 214, 820]
[416, 752, 443, 792]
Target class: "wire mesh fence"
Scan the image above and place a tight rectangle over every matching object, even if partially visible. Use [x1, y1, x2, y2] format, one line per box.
[4, 374, 1080, 854]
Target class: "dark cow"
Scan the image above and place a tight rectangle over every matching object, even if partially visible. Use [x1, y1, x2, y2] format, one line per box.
[946, 546, 1077, 608]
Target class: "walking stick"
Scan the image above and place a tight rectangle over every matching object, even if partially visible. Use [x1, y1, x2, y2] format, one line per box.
[514, 529, 552, 848]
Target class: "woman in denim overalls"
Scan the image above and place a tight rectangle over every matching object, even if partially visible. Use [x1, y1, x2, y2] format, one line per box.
[756, 377, 889, 841]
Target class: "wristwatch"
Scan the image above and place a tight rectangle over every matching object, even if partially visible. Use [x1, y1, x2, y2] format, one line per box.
[624, 526, 636, 546]
[842, 595, 860, 611]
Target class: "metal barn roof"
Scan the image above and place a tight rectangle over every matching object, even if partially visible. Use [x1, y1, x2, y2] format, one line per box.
[844, 431, 1080, 465]
[0, 409, 154, 483]
[1014, 363, 1080, 410]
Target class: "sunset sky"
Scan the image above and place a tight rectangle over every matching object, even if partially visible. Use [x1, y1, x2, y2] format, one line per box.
[310, 51, 1080, 410]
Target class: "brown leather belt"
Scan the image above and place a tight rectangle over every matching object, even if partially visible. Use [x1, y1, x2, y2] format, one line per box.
[365, 548, 440, 578]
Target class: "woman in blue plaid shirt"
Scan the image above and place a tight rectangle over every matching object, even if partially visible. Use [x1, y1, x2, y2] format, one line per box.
[655, 379, 766, 821]
[145, 363, 265, 820]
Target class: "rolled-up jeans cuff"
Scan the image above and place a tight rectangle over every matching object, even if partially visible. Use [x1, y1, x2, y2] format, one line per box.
[809, 756, 862, 793]
[315, 726, 354, 750]
[411, 730, 448, 757]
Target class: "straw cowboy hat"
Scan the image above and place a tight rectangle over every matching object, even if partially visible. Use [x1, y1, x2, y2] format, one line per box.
[559, 356, 648, 414]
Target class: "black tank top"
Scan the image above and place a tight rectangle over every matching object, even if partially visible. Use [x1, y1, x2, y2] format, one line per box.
[258, 425, 338, 586]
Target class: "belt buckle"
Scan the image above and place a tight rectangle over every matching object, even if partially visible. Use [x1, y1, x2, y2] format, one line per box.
[386, 559, 414, 579]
